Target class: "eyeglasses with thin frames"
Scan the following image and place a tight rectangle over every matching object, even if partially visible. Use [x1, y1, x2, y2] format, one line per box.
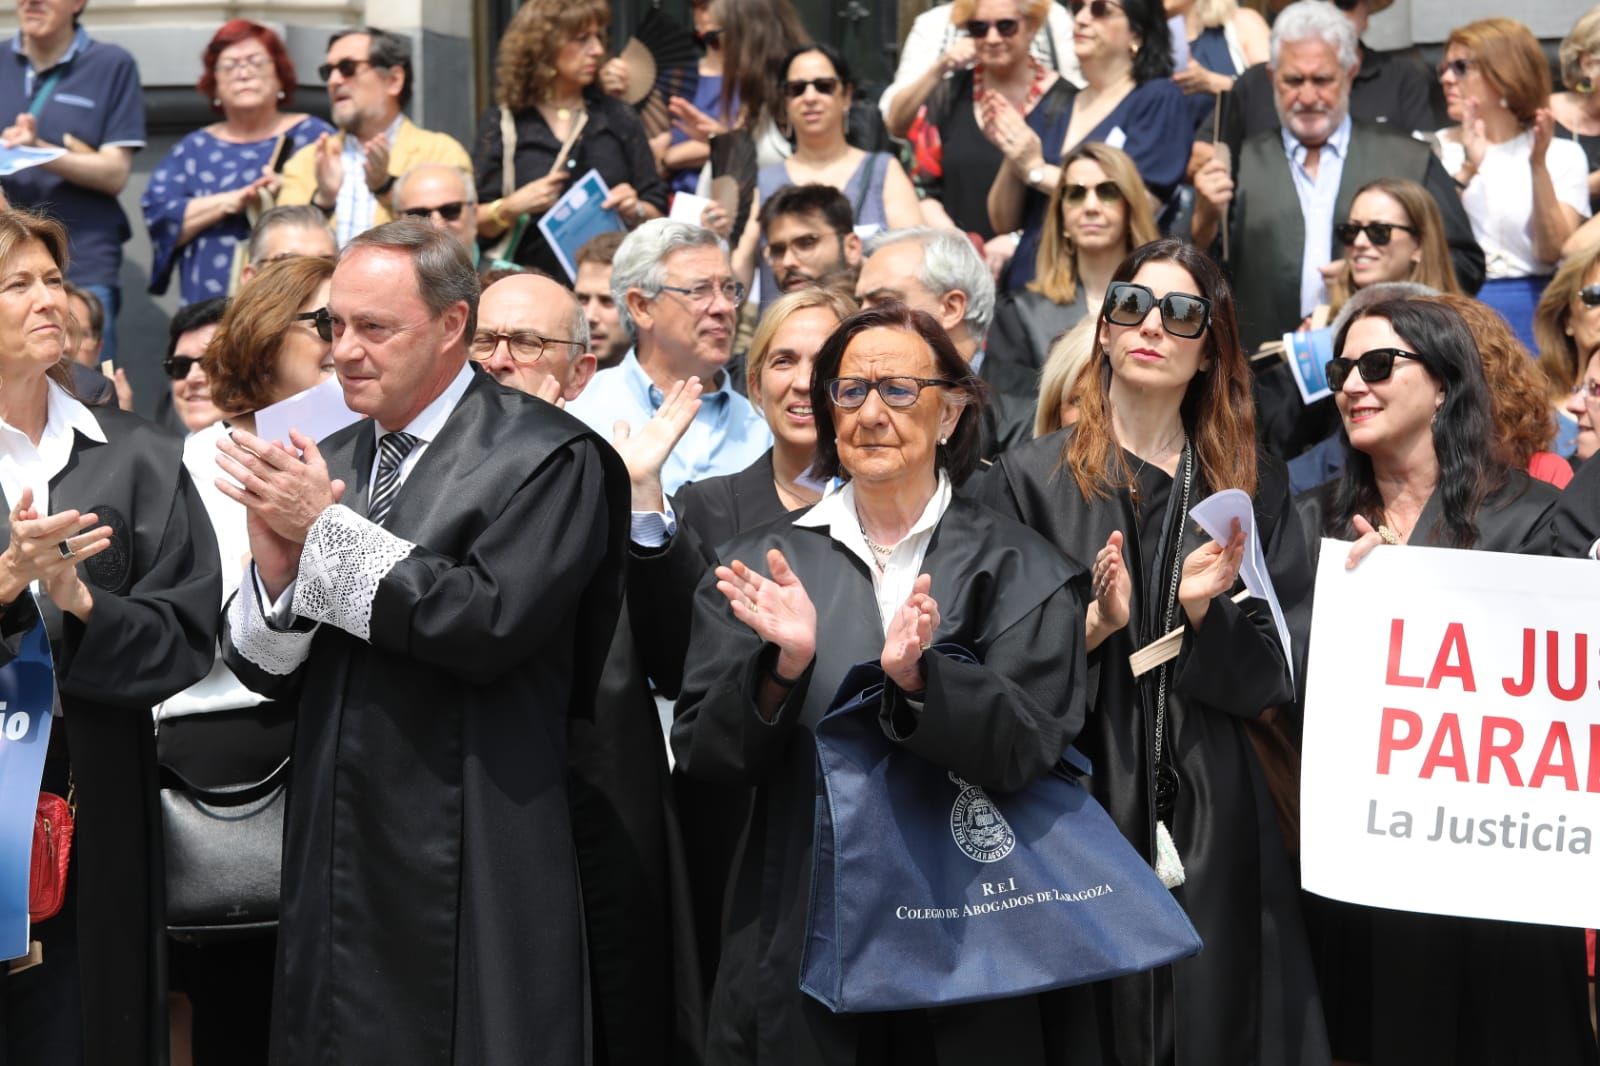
[469, 330, 587, 365]
[1063, 180, 1124, 206]
[216, 54, 273, 79]
[1571, 379, 1600, 406]
[656, 279, 746, 308]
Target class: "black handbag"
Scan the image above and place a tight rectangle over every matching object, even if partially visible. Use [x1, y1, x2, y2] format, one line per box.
[157, 704, 293, 943]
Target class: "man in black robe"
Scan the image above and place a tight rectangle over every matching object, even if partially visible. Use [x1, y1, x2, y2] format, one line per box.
[216, 219, 629, 1066]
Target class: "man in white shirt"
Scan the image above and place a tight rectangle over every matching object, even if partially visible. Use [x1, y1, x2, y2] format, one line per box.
[215, 218, 627, 1065]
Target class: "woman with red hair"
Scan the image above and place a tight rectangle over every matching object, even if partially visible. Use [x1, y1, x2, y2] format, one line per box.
[142, 20, 333, 305]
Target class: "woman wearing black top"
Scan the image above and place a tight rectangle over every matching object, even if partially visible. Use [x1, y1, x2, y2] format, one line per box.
[473, 0, 666, 276]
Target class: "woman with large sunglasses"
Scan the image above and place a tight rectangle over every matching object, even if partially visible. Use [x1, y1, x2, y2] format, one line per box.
[1533, 240, 1600, 459]
[1434, 18, 1589, 348]
[1322, 178, 1462, 324]
[673, 302, 1089, 1065]
[1294, 295, 1595, 1066]
[985, 0, 1192, 293]
[989, 141, 1158, 377]
[977, 237, 1328, 1065]
[883, 0, 1073, 249]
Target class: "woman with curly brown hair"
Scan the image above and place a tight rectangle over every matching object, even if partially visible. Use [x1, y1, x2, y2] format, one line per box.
[1431, 292, 1571, 487]
[473, 0, 666, 276]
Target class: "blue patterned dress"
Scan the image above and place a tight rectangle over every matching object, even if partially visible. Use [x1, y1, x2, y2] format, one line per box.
[143, 114, 334, 303]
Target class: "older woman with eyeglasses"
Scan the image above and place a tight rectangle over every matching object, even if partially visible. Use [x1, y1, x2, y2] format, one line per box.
[143, 20, 333, 306]
[1435, 17, 1590, 347]
[674, 302, 1088, 1065]
[978, 237, 1326, 1065]
[1296, 295, 1593, 1066]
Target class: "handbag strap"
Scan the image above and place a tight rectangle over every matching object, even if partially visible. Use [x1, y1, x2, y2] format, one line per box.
[1151, 442, 1193, 776]
[161, 756, 290, 807]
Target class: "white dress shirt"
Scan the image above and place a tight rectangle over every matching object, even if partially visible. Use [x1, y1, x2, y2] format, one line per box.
[0, 377, 106, 522]
[1437, 130, 1591, 279]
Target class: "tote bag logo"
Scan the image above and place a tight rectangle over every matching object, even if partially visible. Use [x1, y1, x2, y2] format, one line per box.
[949, 773, 1015, 863]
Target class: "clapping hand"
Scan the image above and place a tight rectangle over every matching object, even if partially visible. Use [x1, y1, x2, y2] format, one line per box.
[1090, 530, 1131, 634]
[1178, 517, 1244, 628]
[940, 35, 977, 75]
[717, 548, 817, 680]
[1460, 98, 1489, 172]
[0, 488, 112, 621]
[881, 573, 940, 694]
[980, 96, 1043, 172]
[312, 134, 343, 204]
[1531, 107, 1554, 168]
[669, 96, 729, 143]
[362, 133, 392, 194]
[611, 377, 703, 511]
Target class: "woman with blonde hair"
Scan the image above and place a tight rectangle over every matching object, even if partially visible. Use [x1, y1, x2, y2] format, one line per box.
[991, 142, 1159, 374]
[1436, 17, 1590, 346]
[1323, 177, 1462, 319]
[472, 0, 665, 276]
[1532, 241, 1600, 455]
[1550, 5, 1600, 213]
[1032, 317, 1095, 436]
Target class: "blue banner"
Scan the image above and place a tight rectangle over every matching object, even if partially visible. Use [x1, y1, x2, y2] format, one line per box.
[0, 615, 58, 959]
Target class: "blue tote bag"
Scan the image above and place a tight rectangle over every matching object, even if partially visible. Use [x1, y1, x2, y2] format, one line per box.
[800, 650, 1202, 1013]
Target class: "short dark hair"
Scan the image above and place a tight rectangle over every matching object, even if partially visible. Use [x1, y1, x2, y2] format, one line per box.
[328, 27, 413, 110]
[759, 183, 855, 239]
[248, 204, 334, 265]
[808, 302, 987, 485]
[575, 231, 625, 269]
[780, 42, 855, 93]
[168, 297, 230, 363]
[65, 282, 103, 340]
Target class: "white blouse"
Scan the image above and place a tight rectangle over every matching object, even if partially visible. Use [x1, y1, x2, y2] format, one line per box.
[1437, 128, 1591, 279]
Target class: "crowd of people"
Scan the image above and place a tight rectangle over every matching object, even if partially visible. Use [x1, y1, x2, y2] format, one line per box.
[0, 0, 1599, 1063]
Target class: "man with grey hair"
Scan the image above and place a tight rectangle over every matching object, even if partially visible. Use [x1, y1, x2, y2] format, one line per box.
[393, 163, 479, 263]
[1189, 1, 1481, 362]
[856, 227, 1034, 450]
[216, 217, 627, 1065]
[239, 204, 337, 286]
[475, 271, 595, 402]
[567, 218, 770, 495]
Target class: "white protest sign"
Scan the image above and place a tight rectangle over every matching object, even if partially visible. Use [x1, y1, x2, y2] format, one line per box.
[1190, 489, 1293, 683]
[1301, 539, 1600, 928]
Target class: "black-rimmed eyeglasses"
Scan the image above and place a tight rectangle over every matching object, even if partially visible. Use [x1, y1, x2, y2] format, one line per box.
[1101, 281, 1211, 339]
[318, 58, 378, 81]
[1325, 347, 1422, 391]
[296, 308, 333, 342]
[162, 355, 201, 381]
[399, 201, 469, 223]
[826, 376, 955, 409]
[1578, 284, 1600, 309]
[1335, 220, 1418, 247]
[963, 18, 1021, 38]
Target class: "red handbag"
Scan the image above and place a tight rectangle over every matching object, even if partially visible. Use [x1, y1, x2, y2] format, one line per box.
[30, 790, 73, 923]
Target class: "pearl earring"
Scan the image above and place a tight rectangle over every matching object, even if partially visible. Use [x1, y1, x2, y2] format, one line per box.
[212, 98, 221, 107]
[939, 437, 948, 445]
[277, 90, 286, 100]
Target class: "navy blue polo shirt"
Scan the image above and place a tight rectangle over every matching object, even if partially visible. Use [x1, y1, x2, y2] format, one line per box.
[0, 27, 145, 287]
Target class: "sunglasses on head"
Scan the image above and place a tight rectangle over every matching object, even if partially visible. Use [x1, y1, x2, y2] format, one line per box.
[783, 76, 840, 98]
[400, 201, 468, 223]
[1324, 347, 1421, 390]
[1064, 180, 1123, 205]
[162, 355, 201, 381]
[1578, 284, 1600, 308]
[296, 307, 334, 343]
[1069, 0, 1124, 19]
[1102, 281, 1211, 339]
[963, 18, 1021, 38]
[1335, 220, 1418, 247]
[1437, 57, 1474, 80]
[317, 57, 376, 82]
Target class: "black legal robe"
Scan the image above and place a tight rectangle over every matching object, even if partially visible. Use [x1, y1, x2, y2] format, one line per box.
[975, 426, 1330, 1066]
[1547, 454, 1600, 559]
[672, 495, 1089, 1066]
[1296, 471, 1597, 1066]
[0, 405, 220, 1066]
[221, 373, 629, 1066]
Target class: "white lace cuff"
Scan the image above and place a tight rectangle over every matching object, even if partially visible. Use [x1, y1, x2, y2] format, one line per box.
[291, 504, 416, 641]
[228, 568, 315, 677]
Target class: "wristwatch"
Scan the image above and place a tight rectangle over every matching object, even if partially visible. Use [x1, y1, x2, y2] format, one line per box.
[370, 174, 396, 197]
[1026, 165, 1047, 190]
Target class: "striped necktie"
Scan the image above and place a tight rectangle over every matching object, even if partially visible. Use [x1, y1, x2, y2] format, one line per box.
[368, 431, 419, 526]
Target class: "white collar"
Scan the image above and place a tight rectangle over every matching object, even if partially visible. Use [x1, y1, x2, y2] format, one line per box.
[794, 471, 952, 568]
[0, 376, 108, 447]
[370, 361, 474, 447]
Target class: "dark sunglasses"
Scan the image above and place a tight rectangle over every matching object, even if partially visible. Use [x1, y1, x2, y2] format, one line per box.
[1102, 281, 1211, 339]
[317, 58, 376, 82]
[162, 355, 201, 381]
[1335, 220, 1419, 247]
[296, 308, 334, 343]
[1324, 347, 1422, 391]
[400, 201, 468, 223]
[1436, 57, 1474, 80]
[1330, 0, 1360, 10]
[783, 76, 840, 98]
[1069, 0, 1124, 18]
[1063, 180, 1124, 205]
[696, 28, 724, 48]
[1578, 284, 1600, 308]
[826, 376, 955, 409]
[963, 18, 1021, 38]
